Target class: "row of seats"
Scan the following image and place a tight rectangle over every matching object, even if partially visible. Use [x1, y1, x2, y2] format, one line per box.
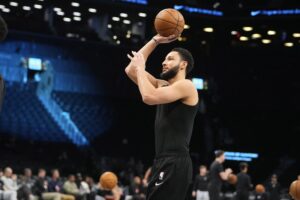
[52, 91, 115, 141]
[0, 82, 69, 142]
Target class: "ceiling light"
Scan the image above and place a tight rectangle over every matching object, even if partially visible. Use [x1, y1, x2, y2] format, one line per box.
[34, 4, 42, 9]
[71, 2, 80, 7]
[243, 26, 253, 31]
[251, 33, 261, 39]
[213, 2, 220, 9]
[239, 36, 248, 41]
[88, 8, 97, 13]
[113, 35, 117, 40]
[9, 2, 18, 7]
[57, 11, 65, 16]
[231, 31, 238, 35]
[54, 7, 61, 12]
[73, 17, 81, 21]
[23, 6, 31, 11]
[112, 17, 120, 21]
[138, 12, 147, 17]
[123, 20, 131, 24]
[203, 27, 213, 32]
[284, 42, 293, 47]
[267, 30, 276, 35]
[120, 13, 128, 18]
[2, 8, 10, 13]
[116, 40, 120, 45]
[293, 33, 300, 38]
[63, 17, 71, 22]
[107, 24, 112, 28]
[262, 39, 271, 44]
[73, 12, 81, 16]
[184, 25, 190, 29]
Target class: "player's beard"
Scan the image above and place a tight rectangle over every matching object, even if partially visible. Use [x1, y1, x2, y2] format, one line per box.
[160, 65, 180, 81]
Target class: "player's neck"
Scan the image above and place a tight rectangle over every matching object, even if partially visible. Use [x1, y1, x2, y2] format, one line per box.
[167, 73, 185, 84]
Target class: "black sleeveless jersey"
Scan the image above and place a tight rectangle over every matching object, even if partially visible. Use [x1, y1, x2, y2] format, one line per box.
[154, 100, 198, 156]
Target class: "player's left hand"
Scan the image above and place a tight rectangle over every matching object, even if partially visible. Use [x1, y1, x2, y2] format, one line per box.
[127, 51, 146, 69]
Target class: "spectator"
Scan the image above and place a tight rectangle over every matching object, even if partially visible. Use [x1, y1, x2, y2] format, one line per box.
[129, 176, 146, 200]
[18, 168, 35, 200]
[192, 165, 209, 200]
[31, 168, 61, 200]
[236, 162, 252, 200]
[0, 167, 18, 200]
[266, 174, 281, 200]
[63, 174, 81, 198]
[48, 169, 75, 200]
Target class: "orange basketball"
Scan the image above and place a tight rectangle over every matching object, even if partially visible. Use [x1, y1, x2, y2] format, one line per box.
[154, 8, 185, 37]
[289, 180, 300, 200]
[100, 171, 118, 190]
[228, 174, 237, 184]
[255, 184, 266, 193]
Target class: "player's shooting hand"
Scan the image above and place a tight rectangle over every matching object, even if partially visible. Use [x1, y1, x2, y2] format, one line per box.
[127, 51, 146, 69]
[152, 34, 178, 44]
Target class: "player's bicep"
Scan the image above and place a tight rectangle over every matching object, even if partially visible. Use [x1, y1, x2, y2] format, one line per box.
[125, 67, 158, 87]
[144, 80, 192, 105]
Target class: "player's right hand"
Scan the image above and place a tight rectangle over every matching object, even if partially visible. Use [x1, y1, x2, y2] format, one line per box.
[152, 34, 178, 44]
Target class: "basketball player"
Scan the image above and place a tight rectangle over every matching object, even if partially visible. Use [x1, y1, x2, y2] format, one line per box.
[207, 150, 232, 200]
[0, 15, 8, 111]
[236, 162, 252, 200]
[125, 34, 198, 200]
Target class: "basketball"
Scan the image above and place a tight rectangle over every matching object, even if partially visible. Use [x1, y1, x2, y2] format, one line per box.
[289, 180, 300, 200]
[99, 171, 118, 190]
[227, 174, 237, 184]
[255, 184, 266, 193]
[154, 8, 185, 37]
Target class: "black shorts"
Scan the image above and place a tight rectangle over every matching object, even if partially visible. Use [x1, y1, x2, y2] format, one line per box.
[208, 184, 221, 200]
[146, 154, 192, 200]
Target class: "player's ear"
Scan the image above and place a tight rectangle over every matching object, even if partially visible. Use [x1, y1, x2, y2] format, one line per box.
[180, 61, 187, 70]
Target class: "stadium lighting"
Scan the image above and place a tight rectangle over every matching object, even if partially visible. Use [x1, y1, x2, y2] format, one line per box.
[251, 33, 261, 39]
[23, 6, 31, 11]
[204, 27, 213, 32]
[9, 2, 18, 7]
[63, 17, 71, 22]
[240, 36, 249, 41]
[34, 4, 43, 9]
[120, 13, 128, 18]
[88, 8, 97, 13]
[284, 42, 293, 47]
[243, 26, 253, 31]
[267, 30, 276, 35]
[138, 12, 147, 17]
[71, 2, 80, 7]
[262, 39, 271, 44]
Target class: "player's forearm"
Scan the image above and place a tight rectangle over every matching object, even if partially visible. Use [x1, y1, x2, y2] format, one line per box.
[125, 39, 157, 81]
[137, 38, 158, 61]
[125, 39, 157, 71]
[136, 68, 156, 104]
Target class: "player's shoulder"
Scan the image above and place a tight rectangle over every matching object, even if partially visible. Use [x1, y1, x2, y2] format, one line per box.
[176, 79, 196, 89]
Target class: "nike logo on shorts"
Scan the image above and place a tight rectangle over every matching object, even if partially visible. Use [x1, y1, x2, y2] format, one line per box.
[155, 182, 164, 186]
